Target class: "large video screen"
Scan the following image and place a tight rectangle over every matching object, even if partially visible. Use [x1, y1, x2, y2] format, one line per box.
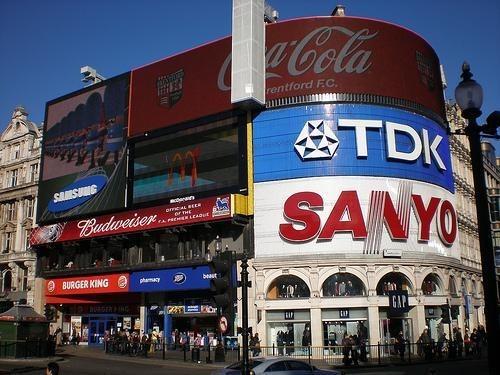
[133, 115, 244, 204]
[37, 74, 129, 224]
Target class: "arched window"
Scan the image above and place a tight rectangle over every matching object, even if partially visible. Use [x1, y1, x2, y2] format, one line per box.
[422, 274, 442, 295]
[376, 272, 412, 295]
[267, 275, 310, 299]
[322, 273, 366, 296]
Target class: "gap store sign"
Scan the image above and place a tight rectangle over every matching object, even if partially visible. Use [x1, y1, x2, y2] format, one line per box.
[129, 266, 216, 292]
[253, 104, 458, 258]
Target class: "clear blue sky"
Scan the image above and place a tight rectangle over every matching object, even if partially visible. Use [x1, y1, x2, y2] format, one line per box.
[1, 0, 499, 131]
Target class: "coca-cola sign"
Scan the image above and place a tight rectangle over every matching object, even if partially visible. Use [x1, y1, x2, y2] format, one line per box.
[30, 195, 232, 245]
[129, 17, 444, 137]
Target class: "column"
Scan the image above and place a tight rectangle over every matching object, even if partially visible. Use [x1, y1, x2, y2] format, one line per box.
[409, 303, 426, 343]
[140, 305, 147, 333]
[367, 304, 380, 346]
[310, 307, 322, 347]
[164, 309, 172, 345]
[15, 200, 23, 250]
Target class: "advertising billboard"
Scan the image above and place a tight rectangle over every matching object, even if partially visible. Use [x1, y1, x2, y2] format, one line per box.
[129, 266, 215, 293]
[254, 177, 458, 258]
[253, 104, 453, 192]
[132, 115, 245, 204]
[37, 74, 129, 224]
[30, 195, 232, 245]
[45, 273, 130, 296]
[129, 16, 444, 137]
[253, 104, 457, 259]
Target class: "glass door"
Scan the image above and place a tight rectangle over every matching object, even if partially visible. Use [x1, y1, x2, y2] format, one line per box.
[88, 319, 107, 345]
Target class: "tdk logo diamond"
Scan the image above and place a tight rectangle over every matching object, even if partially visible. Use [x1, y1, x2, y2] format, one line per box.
[294, 120, 339, 160]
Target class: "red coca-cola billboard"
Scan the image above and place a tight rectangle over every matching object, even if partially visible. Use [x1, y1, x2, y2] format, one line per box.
[129, 16, 445, 137]
[45, 273, 130, 295]
[30, 195, 231, 245]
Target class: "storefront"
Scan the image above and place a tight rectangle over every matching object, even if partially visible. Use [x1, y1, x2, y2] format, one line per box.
[130, 265, 221, 339]
[322, 308, 368, 346]
[65, 304, 140, 344]
[266, 310, 311, 352]
[45, 272, 140, 345]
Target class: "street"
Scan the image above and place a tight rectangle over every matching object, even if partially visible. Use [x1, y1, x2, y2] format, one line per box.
[0, 345, 490, 375]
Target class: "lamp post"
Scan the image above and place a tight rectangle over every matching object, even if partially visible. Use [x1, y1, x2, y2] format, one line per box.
[454, 62, 500, 374]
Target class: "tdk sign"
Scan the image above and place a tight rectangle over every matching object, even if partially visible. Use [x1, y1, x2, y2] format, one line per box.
[254, 104, 454, 192]
[48, 175, 107, 213]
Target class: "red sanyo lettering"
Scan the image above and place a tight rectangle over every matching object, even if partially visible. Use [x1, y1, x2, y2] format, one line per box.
[279, 191, 457, 246]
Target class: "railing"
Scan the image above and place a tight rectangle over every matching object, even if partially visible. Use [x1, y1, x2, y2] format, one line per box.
[0, 339, 56, 358]
[103, 339, 487, 367]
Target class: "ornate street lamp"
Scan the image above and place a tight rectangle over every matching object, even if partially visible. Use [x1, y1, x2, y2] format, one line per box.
[455, 62, 500, 374]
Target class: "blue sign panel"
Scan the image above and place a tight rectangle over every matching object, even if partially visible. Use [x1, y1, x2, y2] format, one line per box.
[130, 266, 216, 292]
[48, 174, 108, 213]
[253, 104, 454, 192]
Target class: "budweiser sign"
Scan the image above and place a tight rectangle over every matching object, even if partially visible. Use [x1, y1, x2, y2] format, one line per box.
[30, 195, 232, 245]
[129, 17, 445, 137]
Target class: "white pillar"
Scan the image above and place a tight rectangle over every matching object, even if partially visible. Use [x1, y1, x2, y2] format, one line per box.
[140, 305, 147, 333]
[310, 307, 322, 347]
[367, 305, 380, 346]
[411, 304, 426, 342]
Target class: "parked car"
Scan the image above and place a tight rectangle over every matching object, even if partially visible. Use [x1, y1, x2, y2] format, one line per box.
[211, 357, 342, 375]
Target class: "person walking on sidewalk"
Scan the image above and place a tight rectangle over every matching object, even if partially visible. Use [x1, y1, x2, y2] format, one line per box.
[46, 362, 59, 375]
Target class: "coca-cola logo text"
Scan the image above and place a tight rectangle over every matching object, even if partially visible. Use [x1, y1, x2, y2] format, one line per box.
[218, 26, 378, 91]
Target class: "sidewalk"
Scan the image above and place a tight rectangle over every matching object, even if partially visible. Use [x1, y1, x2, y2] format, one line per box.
[57, 345, 227, 369]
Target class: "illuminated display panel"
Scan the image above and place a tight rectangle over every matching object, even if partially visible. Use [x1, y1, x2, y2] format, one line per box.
[132, 115, 244, 204]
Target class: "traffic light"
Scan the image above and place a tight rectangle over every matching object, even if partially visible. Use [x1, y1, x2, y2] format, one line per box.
[450, 306, 460, 320]
[209, 252, 233, 309]
[44, 304, 55, 321]
[440, 305, 451, 324]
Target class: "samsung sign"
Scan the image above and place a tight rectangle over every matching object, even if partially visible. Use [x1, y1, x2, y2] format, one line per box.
[48, 175, 107, 213]
[130, 266, 216, 292]
[253, 104, 453, 192]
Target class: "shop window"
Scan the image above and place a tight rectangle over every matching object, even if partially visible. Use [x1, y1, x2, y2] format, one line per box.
[376, 272, 413, 295]
[323, 320, 368, 347]
[266, 309, 311, 351]
[267, 275, 310, 299]
[158, 232, 179, 261]
[422, 274, 442, 295]
[322, 273, 366, 297]
[107, 238, 124, 266]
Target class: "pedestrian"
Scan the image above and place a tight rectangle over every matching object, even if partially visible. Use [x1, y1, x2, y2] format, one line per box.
[455, 327, 463, 357]
[470, 328, 479, 358]
[46, 362, 59, 375]
[251, 333, 261, 357]
[395, 331, 406, 361]
[464, 328, 471, 356]
[418, 329, 432, 360]
[342, 333, 352, 366]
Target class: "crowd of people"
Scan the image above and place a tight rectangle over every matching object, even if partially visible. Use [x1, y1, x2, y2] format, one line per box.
[416, 325, 487, 360]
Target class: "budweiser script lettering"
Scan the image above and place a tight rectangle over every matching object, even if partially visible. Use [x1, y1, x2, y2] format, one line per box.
[77, 213, 158, 237]
[217, 26, 378, 90]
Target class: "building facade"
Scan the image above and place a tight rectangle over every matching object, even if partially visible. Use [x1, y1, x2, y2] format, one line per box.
[480, 139, 500, 294]
[31, 10, 486, 349]
[0, 107, 41, 312]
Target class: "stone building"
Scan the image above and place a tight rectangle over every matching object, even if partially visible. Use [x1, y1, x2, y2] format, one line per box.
[0, 107, 41, 311]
